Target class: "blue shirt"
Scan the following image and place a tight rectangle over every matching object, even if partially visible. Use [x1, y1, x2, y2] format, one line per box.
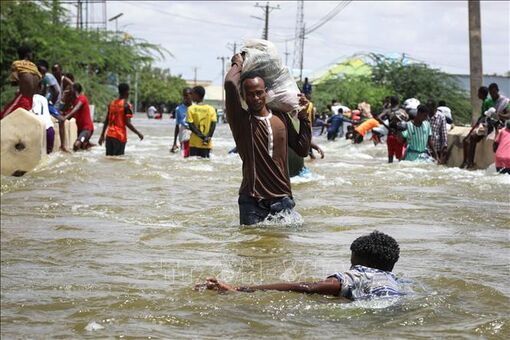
[327, 114, 343, 134]
[175, 103, 189, 128]
[303, 82, 312, 95]
[328, 265, 404, 300]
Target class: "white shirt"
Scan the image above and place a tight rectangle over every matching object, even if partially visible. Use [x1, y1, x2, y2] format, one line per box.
[147, 106, 157, 117]
[31, 94, 54, 130]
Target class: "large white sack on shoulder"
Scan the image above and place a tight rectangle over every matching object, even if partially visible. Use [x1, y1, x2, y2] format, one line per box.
[241, 39, 301, 114]
[1, 108, 46, 177]
[266, 67, 301, 114]
[242, 39, 280, 61]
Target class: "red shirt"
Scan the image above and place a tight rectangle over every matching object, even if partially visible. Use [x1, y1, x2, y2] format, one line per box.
[106, 99, 133, 143]
[1, 93, 33, 119]
[73, 94, 94, 132]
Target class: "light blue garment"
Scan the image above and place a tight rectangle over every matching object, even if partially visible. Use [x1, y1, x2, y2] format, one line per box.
[175, 103, 189, 128]
[328, 265, 404, 300]
[43, 73, 61, 104]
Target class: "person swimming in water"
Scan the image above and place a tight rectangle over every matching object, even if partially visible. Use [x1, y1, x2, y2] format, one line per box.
[197, 231, 403, 301]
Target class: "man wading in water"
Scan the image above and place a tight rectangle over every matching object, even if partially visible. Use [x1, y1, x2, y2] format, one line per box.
[224, 53, 311, 225]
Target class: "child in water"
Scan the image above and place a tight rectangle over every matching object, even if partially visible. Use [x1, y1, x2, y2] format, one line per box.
[196, 231, 403, 301]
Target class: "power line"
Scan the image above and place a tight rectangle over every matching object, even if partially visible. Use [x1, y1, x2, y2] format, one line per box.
[128, 1, 257, 30]
[277, 1, 351, 43]
[306, 1, 351, 34]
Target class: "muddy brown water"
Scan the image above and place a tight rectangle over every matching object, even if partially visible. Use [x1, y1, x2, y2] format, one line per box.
[1, 117, 509, 338]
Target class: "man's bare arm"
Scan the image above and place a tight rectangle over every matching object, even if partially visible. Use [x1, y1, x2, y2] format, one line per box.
[224, 54, 245, 126]
[200, 277, 341, 297]
[63, 101, 83, 120]
[126, 117, 143, 140]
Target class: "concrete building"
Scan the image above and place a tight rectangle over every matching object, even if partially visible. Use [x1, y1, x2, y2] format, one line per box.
[185, 80, 225, 110]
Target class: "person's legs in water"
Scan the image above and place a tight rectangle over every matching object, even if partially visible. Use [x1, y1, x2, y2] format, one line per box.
[189, 147, 210, 158]
[46, 127, 55, 154]
[466, 134, 484, 168]
[238, 195, 270, 225]
[266, 196, 296, 221]
[105, 137, 126, 156]
[73, 130, 92, 151]
[496, 167, 510, 174]
[48, 104, 68, 152]
[238, 195, 296, 225]
[182, 140, 190, 158]
[387, 134, 397, 163]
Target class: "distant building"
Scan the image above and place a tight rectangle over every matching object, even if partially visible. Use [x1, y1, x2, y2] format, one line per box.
[185, 80, 224, 110]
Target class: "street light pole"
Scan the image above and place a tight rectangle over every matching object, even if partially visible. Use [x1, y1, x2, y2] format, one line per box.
[108, 12, 124, 33]
[217, 57, 227, 109]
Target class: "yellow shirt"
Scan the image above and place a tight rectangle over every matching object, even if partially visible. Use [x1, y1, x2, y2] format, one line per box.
[307, 101, 315, 122]
[186, 103, 217, 149]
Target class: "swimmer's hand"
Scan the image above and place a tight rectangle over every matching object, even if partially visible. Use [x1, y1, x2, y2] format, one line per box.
[195, 277, 236, 292]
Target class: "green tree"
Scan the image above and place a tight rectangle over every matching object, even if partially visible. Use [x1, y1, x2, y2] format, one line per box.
[138, 66, 187, 111]
[0, 0, 177, 121]
[369, 53, 471, 123]
[313, 76, 392, 115]
[313, 54, 472, 124]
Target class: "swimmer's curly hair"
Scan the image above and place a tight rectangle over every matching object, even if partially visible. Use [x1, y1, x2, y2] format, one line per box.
[350, 231, 400, 271]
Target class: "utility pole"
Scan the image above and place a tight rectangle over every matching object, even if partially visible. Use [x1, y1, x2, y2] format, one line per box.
[227, 42, 238, 55]
[134, 71, 139, 114]
[254, 2, 280, 40]
[284, 41, 290, 66]
[293, 0, 304, 76]
[108, 12, 124, 34]
[217, 57, 227, 109]
[299, 23, 305, 83]
[193, 67, 199, 86]
[468, 0, 483, 124]
[77, 0, 83, 29]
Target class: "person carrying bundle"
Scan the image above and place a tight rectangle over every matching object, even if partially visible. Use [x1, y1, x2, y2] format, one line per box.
[224, 45, 311, 225]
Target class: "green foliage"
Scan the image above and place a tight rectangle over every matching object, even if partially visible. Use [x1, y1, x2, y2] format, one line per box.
[313, 54, 472, 123]
[369, 53, 471, 123]
[313, 76, 392, 115]
[0, 0, 182, 121]
[138, 66, 187, 110]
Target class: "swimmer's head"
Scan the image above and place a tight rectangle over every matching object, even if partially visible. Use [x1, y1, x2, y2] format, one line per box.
[350, 231, 400, 272]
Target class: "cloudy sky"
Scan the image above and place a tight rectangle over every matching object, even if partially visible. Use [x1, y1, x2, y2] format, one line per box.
[68, 1, 509, 85]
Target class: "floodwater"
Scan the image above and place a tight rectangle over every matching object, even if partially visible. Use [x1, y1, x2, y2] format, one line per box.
[1, 117, 509, 338]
